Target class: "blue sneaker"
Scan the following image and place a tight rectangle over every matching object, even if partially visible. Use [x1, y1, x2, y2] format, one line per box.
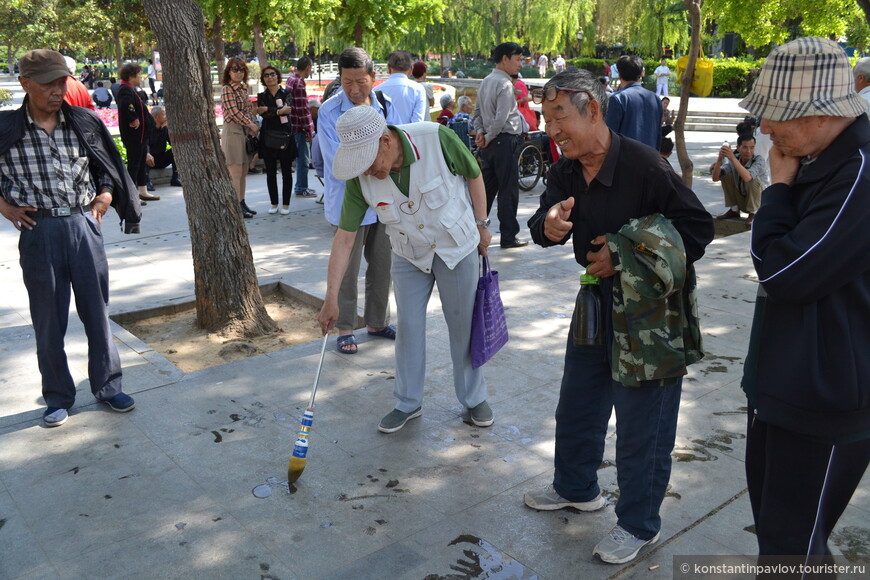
[43, 407, 68, 427]
[101, 393, 136, 412]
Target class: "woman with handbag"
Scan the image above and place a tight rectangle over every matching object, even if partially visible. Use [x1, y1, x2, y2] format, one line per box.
[256, 65, 297, 215]
[220, 58, 259, 219]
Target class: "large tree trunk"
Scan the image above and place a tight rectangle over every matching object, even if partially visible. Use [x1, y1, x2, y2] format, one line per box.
[211, 15, 225, 80]
[252, 18, 268, 66]
[859, 0, 870, 26]
[675, 0, 701, 188]
[142, 0, 277, 337]
[113, 26, 123, 72]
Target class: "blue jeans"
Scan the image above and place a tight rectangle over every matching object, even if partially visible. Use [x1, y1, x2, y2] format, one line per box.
[553, 326, 682, 541]
[293, 133, 310, 192]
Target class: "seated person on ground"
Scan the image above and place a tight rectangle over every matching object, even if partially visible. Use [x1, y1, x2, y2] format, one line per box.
[92, 81, 113, 108]
[145, 106, 182, 189]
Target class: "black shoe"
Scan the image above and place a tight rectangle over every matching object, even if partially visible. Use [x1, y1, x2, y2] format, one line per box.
[500, 238, 529, 249]
[240, 200, 257, 215]
[146, 179, 155, 192]
[240, 201, 254, 219]
[170, 172, 182, 187]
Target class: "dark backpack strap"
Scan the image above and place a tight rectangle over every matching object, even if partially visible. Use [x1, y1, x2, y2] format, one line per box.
[375, 90, 389, 118]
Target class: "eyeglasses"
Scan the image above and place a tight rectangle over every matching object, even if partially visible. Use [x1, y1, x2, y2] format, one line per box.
[531, 86, 594, 105]
[230, 67, 246, 73]
[262, 72, 278, 78]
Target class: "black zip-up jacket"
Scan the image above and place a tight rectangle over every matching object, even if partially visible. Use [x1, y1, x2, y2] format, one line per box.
[741, 114, 870, 442]
[0, 98, 141, 233]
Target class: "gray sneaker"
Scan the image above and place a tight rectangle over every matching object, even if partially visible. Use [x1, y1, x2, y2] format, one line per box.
[296, 189, 318, 198]
[523, 485, 605, 511]
[378, 407, 422, 433]
[43, 407, 68, 427]
[469, 400, 494, 427]
[593, 525, 660, 564]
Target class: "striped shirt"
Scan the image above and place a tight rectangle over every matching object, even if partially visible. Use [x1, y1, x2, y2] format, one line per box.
[285, 73, 314, 137]
[0, 108, 112, 209]
[221, 82, 255, 126]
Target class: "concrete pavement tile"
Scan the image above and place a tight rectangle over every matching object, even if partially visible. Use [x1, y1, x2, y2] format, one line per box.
[54, 510, 300, 580]
[691, 491, 758, 555]
[617, 532, 747, 579]
[0, 489, 55, 580]
[0, 416, 217, 564]
[320, 517, 546, 580]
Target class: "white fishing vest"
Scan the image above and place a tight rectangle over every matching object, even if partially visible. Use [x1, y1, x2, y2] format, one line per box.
[358, 123, 479, 273]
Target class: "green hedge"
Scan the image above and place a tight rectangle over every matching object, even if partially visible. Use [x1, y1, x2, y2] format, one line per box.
[566, 57, 764, 98]
[0, 88, 11, 105]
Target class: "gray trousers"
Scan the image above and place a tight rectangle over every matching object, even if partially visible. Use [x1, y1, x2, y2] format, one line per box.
[336, 222, 392, 331]
[19, 211, 123, 409]
[722, 174, 763, 214]
[392, 251, 487, 412]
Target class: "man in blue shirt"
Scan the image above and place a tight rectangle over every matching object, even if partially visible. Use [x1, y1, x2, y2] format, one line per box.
[375, 50, 428, 124]
[606, 55, 662, 150]
[319, 47, 401, 354]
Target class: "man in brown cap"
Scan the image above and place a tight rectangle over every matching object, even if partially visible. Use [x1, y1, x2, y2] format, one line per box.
[0, 49, 141, 427]
[739, 37, 870, 560]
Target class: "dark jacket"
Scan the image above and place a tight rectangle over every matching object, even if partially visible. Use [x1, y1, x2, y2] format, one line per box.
[117, 82, 153, 146]
[0, 98, 142, 234]
[741, 114, 870, 442]
[605, 82, 662, 151]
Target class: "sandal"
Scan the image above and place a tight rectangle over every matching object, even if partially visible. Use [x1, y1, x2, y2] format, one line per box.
[336, 334, 358, 354]
[367, 325, 397, 340]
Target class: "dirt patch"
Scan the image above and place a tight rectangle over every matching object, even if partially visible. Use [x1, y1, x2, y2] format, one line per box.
[123, 292, 324, 372]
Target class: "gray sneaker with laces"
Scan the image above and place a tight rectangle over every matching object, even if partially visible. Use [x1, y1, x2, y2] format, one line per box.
[593, 525, 660, 564]
[523, 484, 605, 511]
[378, 406, 422, 433]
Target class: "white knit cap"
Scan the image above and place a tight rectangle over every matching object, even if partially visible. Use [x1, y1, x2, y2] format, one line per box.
[332, 106, 387, 181]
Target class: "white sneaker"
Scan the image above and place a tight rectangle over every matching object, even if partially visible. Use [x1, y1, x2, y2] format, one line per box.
[523, 485, 605, 511]
[268, 207, 279, 214]
[593, 525, 660, 564]
[279, 208, 291, 215]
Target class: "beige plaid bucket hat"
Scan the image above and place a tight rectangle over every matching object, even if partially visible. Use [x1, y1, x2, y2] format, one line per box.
[739, 37, 866, 122]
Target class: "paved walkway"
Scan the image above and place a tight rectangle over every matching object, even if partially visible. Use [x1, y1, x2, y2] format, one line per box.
[0, 90, 868, 579]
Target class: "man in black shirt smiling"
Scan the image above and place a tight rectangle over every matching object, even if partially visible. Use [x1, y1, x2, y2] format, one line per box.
[525, 69, 713, 565]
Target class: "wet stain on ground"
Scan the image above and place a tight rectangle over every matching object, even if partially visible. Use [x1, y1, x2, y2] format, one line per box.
[68, 466, 80, 475]
[831, 527, 870, 564]
[104, 495, 112, 499]
[0, 518, 5, 530]
[207, 410, 216, 414]
[424, 534, 539, 579]
[375, 519, 387, 525]
[673, 429, 745, 461]
[113, 444, 120, 448]
[337, 493, 396, 501]
[744, 524, 757, 535]
[229, 413, 242, 422]
[713, 406, 750, 416]
[385, 479, 399, 488]
[213, 517, 222, 522]
[364, 526, 377, 535]
[378, 468, 388, 473]
[211, 431, 222, 443]
[259, 563, 269, 571]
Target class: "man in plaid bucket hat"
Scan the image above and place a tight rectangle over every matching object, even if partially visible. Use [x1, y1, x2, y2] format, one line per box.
[739, 37, 870, 560]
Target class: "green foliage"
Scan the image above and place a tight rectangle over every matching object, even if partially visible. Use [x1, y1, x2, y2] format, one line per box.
[708, 58, 762, 97]
[0, 88, 12, 105]
[113, 135, 127, 163]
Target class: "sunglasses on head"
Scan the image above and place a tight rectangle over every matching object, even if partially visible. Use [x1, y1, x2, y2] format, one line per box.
[532, 86, 594, 105]
[230, 66, 246, 72]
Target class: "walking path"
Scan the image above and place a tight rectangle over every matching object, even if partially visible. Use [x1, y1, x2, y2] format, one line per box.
[1, 86, 867, 579]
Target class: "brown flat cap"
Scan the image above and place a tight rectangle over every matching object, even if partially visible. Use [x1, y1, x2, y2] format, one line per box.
[19, 49, 72, 84]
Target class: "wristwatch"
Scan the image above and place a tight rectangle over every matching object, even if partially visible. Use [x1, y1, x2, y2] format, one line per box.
[475, 218, 491, 228]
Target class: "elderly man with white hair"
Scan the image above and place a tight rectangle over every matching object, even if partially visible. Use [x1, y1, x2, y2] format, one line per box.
[739, 36, 870, 561]
[853, 56, 870, 112]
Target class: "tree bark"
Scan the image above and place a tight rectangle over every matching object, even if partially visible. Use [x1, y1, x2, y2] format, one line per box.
[252, 18, 268, 66]
[142, 0, 278, 337]
[211, 15, 225, 79]
[354, 22, 363, 47]
[859, 0, 870, 27]
[113, 26, 123, 72]
[675, 0, 701, 188]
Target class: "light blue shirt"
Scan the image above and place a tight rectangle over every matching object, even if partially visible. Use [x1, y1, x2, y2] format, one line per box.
[376, 73, 428, 123]
[319, 88, 401, 226]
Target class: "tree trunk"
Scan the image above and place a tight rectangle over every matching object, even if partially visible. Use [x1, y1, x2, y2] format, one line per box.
[211, 15, 225, 79]
[252, 18, 268, 66]
[859, 0, 870, 27]
[7, 45, 14, 79]
[675, 0, 701, 188]
[113, 26, 123, 72]
[354, 22, 363, 47]
[142, 0, 277, 337]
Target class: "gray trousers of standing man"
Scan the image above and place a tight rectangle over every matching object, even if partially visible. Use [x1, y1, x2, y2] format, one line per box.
[336, 222, 392, 331]
[391, 251, 487, 412]
[19, 210, 123, 409]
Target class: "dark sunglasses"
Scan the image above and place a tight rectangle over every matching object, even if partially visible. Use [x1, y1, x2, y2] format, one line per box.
[532, 86, 594, 105]
[230, 66, 247, 72]
[262, 72, 278, 77]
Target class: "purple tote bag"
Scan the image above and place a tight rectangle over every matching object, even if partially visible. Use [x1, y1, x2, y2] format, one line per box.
[470, 256, 509, 368]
